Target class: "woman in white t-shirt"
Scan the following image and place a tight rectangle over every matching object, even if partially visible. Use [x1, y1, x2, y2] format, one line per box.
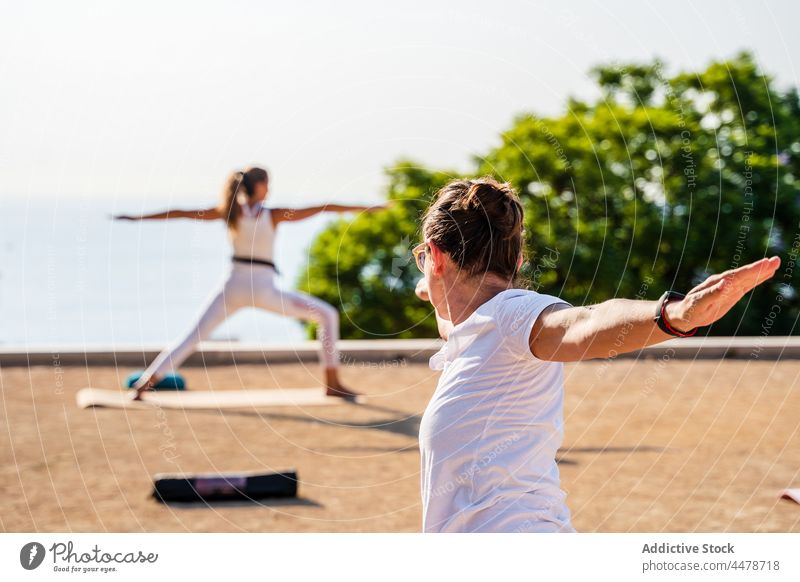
[413, 177, 780, 533]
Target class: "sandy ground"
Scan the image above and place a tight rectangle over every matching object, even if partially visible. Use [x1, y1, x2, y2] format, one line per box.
[2, 358, 800, 532]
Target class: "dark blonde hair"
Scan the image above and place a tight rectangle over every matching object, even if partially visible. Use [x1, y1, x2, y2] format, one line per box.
[219, 167, 269, 230]
[422, 177, 524, 281]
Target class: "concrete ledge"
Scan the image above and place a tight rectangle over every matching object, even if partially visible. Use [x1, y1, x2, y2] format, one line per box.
[0, 337, 798, 368]
[0, 339, 444, 367]
[622, 336, 798, 361]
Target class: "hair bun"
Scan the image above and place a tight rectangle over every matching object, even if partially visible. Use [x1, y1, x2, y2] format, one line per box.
[423, 176, 525, 280]
[457, 179, 522, 240]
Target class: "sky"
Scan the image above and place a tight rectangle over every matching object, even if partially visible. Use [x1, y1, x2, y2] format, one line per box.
[1, 0, 799, 208]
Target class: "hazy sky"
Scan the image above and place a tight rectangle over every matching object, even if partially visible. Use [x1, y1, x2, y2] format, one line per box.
[2, 0, 798, 207]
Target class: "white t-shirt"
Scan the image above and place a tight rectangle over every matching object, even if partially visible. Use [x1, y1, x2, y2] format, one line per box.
[419, 288, 575, 533]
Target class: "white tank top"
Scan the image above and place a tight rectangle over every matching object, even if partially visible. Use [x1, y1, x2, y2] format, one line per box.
[229, 200, 275, 262]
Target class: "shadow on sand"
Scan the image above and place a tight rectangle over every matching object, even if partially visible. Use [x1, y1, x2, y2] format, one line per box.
[176, 406, 672, 463]
[157, 497, 322, 509]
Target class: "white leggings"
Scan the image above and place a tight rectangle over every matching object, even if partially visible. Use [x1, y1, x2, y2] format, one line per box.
[141, 264, 340, 381]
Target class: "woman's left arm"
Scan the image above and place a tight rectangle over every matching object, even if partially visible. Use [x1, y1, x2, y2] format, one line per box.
[530, 257, 781, 362]
[271, 204, 386, 226]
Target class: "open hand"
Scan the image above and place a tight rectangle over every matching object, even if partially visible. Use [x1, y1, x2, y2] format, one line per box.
[666, 257, 781, 331]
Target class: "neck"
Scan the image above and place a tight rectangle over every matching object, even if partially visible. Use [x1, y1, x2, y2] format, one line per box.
[441, 272, 515, 326]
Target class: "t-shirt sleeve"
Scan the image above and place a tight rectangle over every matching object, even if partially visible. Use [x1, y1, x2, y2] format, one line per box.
[497, 292, 571, 362]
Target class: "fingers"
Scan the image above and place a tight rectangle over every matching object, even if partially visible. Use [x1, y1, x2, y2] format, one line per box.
[688, 256, 781, 295]
[753, 255, 781, 281]
[731, 256, 781, 291]
[684, 257, 781, 328]
[716, 257, 780, 300]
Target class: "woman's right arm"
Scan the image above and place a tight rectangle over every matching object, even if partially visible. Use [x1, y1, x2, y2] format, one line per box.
[113, 207, 222, 221]
[529, 257, 780, 362]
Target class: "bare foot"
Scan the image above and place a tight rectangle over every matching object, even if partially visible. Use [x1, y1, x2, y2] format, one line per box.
[132, 376, 159, 401]
[323, 368, 360, 400]
[325, 385, 361, 400]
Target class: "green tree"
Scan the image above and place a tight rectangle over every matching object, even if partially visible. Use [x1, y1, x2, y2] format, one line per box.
[300, 53, 800, 338]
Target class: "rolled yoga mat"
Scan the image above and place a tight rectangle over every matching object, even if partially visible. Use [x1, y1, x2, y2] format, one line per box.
[125, 371, 186, 391]
[152, 470, 298, 502]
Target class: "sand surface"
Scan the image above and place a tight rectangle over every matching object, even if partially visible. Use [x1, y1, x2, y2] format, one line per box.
[2, 359, 799, 532]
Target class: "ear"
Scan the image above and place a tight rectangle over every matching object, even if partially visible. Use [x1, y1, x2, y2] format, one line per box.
[428, 240, 448, 276]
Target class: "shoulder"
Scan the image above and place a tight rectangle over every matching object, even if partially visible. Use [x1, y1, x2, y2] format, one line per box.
[492, 289, 571, 355]
[494, 289, 567, 319]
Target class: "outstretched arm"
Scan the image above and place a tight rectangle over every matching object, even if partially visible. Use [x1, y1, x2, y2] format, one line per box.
[271, 204, 386, 226]
[113, 207, 222, 221]
[530, 257, 781, 362]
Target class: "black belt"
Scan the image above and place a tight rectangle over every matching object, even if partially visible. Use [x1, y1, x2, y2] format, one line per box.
[232, 256, 279, 274]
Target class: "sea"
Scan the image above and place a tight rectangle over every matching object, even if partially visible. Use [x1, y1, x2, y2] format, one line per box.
[0, 197, 332, 347]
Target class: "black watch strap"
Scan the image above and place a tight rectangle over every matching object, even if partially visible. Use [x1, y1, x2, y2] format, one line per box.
[654, 291, 697, 337]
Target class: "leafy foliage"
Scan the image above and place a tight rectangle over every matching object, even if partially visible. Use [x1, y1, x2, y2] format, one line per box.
[300, 53, 800, 337]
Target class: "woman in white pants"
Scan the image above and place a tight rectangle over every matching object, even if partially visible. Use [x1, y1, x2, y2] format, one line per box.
[413, 176, 780, 532]
[116, 166, 381, 400]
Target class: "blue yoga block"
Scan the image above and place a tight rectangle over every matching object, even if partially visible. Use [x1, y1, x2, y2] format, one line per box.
[126, 371, 186, 391]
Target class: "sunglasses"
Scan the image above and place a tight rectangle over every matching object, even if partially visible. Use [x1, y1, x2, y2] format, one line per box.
[412, 242, 429, 272]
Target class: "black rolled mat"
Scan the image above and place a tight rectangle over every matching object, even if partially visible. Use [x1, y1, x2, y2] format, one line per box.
[153, 470, 298, 502]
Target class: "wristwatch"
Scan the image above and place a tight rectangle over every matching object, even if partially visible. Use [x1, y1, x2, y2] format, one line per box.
[654, 291, 698, 337]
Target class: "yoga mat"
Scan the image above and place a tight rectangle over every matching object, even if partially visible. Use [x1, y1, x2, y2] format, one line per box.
[77, 387, 362, 409]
